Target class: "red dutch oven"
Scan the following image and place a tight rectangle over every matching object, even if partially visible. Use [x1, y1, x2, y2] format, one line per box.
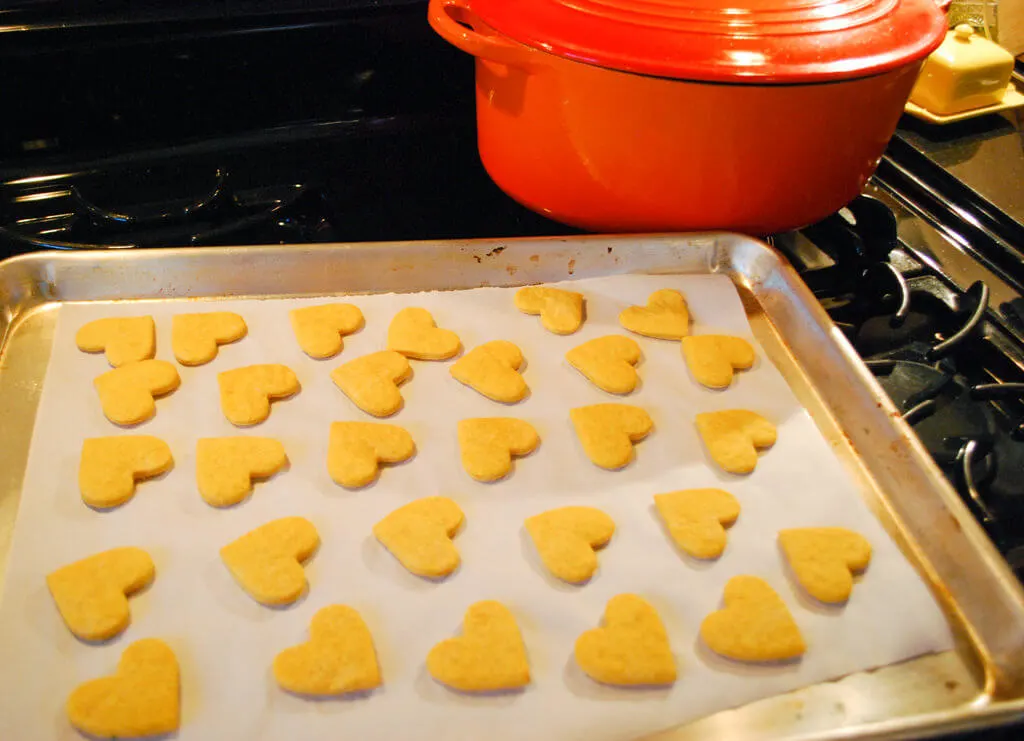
[428, 0, 951, 235]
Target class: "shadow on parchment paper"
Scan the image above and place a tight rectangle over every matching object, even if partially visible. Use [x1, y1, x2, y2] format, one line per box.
[360, 536, 460, 590]
[25, 582, 134, 650]
[202, 558, 307, 623]
[62, 714, 179, 741]
[645, 503, 719, 573]
[693, 636, 803, 678]
[414, 663, 525, 706]
[562, 654, 674, 702]
[517, 527, 592, 592]
[268, 666, 384, 717]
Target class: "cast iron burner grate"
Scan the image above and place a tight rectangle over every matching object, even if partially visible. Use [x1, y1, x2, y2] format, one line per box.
[0, 169, 340, 250]
[779, 195, 1024, 573]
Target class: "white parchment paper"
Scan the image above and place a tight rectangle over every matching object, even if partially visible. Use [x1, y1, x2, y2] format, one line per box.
[0, 274, 953, 741]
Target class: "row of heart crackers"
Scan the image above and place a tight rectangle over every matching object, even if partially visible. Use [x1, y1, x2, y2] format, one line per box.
[78, 403, 774, 516]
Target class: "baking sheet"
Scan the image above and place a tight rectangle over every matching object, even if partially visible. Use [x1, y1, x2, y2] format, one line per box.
[0, 273, 953, 741]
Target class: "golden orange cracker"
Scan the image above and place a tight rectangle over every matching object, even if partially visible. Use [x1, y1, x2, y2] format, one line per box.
[427, 601, 530, 692]
[373, 496, 464, 578]
[220, 517, 319, 606]
[575, 594, 676, 686]
[47, 547, 155, 641]
[274, 605, 382, 696]
[67, 638, 179, 738]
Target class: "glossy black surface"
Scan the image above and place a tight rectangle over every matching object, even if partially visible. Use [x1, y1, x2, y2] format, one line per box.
[890, 77, 1024, 269]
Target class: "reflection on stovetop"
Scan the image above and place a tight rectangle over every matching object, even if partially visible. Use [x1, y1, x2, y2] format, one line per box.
[0, 117, 576, 254]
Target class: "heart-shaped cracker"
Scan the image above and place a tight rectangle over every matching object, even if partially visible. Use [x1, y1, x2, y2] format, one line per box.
[779, 527, 872, 604]
[220, 516, 319, 606]
[67, 638, 179, 738]
[373, 496, 464, 578]
[387, 307, 461, 360]
[700, 575, 806, 662]
[76, 316, 156, 367]
[290, 303, 364, 359]
[331, 350, 411, 417]
[525, 506, 615, 584]
[566, 335, 641, 394]
[196, 437, 287, 507]
[79, 436, 173, 508]
[619, 289, 690, 339]
[328, 422, 415, 488]
[450, 340, 528, 403]
[171, 311, 247, 366]
[47, 547, 154, 641]
[458, 417, 539, 481]
[218, 363, 299, 426]
[94, 360, 181, 426]
[570, 403, 653, 469]
[427, 600, 530, 691]
[653, 488, 740, 559]
[696, 410, 776, 474]
[274, 605, 382, 696]
[515, 286, 585, 335]
[574, 594, 676, 686]
[681, 335, 755, 389]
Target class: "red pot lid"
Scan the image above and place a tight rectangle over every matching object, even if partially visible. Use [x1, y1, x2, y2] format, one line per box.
[468, 0, 949, 83]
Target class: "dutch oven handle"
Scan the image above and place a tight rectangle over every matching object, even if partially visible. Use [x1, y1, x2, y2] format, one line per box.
[428, 0, 536, 68]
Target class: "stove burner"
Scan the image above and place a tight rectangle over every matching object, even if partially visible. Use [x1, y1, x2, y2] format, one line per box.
[0, 170, 336, 250]
[866, 359, 996, 464]
[860, 281, 990, 363]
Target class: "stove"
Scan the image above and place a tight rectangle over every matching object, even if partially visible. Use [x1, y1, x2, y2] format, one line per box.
[3, 0, 1024, 679]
